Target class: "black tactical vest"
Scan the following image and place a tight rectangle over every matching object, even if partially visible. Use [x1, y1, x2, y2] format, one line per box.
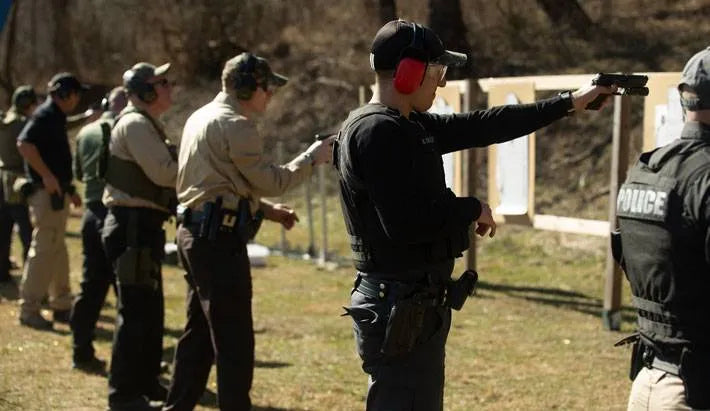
[334, 105, 469, 274]
[618, 138, 710, 347]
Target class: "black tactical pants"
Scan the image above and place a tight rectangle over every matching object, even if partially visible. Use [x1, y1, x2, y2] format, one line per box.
[348, 260, 454, 411]
[164, 225, 253, 411]
[0, 203, 31, 279]
[103, 206, 167, 405]
[70, 201, 115, 362]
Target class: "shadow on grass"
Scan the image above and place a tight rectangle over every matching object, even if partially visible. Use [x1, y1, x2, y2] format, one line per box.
[195, 388, 303, 410]
[476, 280, 636, 325]
[255, 360, 290, 369]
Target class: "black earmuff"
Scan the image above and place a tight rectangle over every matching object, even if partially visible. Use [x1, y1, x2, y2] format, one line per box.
[124, 69, 158, 104]
[393, 22, 428, 94]
[233, 53, 259, 100]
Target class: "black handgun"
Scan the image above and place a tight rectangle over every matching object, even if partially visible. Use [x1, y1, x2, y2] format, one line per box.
[586, 73, 649, 110]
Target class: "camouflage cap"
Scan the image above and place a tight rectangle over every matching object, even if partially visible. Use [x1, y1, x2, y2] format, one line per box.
[122, 62, 171, 93]
[222, 52, 288, 99]
[679, 47, 710, 110]
[11, 85, 37, 111]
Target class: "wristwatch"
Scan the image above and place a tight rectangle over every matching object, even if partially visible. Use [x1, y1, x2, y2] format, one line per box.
[559, 90, 575, 115]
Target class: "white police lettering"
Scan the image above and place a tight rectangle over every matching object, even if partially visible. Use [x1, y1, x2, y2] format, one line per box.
[653, 192, 667, 216]
[617, 186, 667, 219]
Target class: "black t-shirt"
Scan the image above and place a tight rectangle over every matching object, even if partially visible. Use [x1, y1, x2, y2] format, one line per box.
[338, 96, 570, 272]
[18, 97, 73, 185]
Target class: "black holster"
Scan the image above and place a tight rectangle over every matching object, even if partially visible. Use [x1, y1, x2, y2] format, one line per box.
[610, 230, 626, 272]
[445, 270, 478, 311]
[236, 198, 263, 243]
[380, 293, 430, 357]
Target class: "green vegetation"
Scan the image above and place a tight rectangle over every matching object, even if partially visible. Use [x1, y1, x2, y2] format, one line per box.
[0, 207, 636, 410]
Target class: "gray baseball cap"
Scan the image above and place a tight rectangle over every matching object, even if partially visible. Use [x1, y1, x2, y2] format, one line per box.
[679, 47, 710, 110]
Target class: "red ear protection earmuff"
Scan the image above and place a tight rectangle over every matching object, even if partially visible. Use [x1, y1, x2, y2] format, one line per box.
[393, 22, 427, 94]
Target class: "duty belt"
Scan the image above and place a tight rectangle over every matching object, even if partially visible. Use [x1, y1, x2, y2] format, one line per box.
[642, 345, 681, 376]
[178, 207, 237, 228]
[355, 276, 445, 305]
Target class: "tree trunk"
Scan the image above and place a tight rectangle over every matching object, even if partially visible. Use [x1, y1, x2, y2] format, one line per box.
[428, 0, 473, 79]
[536, 0, 593, 38]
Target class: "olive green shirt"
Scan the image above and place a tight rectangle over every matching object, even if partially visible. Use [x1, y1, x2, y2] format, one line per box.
[74, 111, 114, 203]
[0, 109, 27, 172]
[103, 103, 177, 212]
[177, 91, 313, 213]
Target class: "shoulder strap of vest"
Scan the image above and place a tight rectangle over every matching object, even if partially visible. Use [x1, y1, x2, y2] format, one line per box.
[335, 105, 393, 192]
[114, 107, 171, 147]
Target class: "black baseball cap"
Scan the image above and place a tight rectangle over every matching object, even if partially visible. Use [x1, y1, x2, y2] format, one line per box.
[370, 19, 468, 71]
[11, 85, 37, 110]
[47, 72, 89, 94]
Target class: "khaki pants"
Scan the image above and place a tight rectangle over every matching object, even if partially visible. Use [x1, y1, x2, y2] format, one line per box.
[628, 367, 699, 410]
[19, 190, 71, 315]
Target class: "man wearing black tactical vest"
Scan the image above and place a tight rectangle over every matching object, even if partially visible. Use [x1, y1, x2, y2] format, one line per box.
[614, 47, 710, 410]
[102, 63, 176, 411]
[17, 74, 86, 330]
[336, 20, 614, 410]
[69, 86, 127, 375]
[0, 86, 37, 282]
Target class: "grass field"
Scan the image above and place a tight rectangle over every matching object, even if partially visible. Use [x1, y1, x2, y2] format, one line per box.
[0, 204, 637, 410]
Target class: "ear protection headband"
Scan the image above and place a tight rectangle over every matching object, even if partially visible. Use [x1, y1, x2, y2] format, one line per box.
[123, 70, 157, 104]
[393, 22, 428, 94]
[233, 53, 259, 100]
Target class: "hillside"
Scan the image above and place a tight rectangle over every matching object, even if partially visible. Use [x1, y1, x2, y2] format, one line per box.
[1, 0, 709, 219]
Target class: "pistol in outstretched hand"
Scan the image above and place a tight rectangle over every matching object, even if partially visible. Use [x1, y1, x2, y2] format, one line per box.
[586, 73, 649, 110]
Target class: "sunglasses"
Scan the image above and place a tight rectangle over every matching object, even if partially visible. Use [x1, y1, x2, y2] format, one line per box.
[425, 64, 448, 83]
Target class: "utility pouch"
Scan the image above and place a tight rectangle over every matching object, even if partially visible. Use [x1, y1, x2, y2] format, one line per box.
[380, 295, 428, 357]
[198, 200, 219, 240]
[115, 247, 157, 289]
[445, 270, 478, 311]
[679, 347, 710, 408]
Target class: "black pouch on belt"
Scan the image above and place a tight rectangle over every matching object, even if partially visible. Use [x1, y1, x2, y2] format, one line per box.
[679, 346, 710, 408]
[380, 294, 428, 357]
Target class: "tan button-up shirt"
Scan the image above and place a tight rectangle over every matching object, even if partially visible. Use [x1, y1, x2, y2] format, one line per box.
[103, 104, 177, 212]
[177, 92, 312, 213]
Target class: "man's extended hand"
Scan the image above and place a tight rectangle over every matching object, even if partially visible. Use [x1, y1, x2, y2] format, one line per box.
[571, 83, 618, 112]
[265, 203, 299, 230]
[475, 202, 497, 238]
